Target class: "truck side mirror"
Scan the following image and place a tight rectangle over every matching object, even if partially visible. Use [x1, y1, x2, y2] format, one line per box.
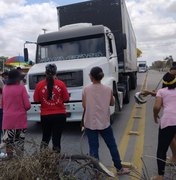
[24, 48, 29, 62]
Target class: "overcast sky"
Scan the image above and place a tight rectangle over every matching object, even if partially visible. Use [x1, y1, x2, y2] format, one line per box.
[0, 0, 176, 66]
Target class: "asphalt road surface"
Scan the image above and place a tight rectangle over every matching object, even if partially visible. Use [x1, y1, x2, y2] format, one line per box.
[25, 69, 175, 180]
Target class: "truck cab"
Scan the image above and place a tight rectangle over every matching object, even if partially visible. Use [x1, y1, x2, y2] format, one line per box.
[25, 24, 123, 122]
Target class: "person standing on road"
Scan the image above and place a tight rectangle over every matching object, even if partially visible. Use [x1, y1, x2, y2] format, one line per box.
[142, 66, 176, 164]
[0, 78, 6, 157]
[82, 66, 130, 175]
[152, 72, 176, 180]
[33, 63, 69, 153]
[16, 67, 26, 85]
[2, 69, 31, 158]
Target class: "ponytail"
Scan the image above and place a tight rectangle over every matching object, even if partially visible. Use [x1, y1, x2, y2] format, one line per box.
[46, 74, 54, 100]
[45, 63, 57, 100]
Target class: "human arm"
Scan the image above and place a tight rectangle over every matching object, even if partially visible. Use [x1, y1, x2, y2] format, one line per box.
[82, 90, 86, 110]
[141, 89, 157, 96]
[81, 90, 86, 131]
[0, 79, 4, 94]
[110, 91, 115, 106]
[33, 83, 41, 103]
[153, 96, 162, 123]
[22, 86, 31, 111]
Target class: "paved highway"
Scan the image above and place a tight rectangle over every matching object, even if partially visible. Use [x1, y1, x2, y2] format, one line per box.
[26, 70, 175, 179]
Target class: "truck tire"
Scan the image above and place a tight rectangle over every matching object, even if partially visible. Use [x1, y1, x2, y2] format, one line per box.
[111, 82, 121, 124]
[123, 76, 130, 104]
[130, 72, 137, 90]
[110, 98, 118, 124]
[113, 81, 121, 112]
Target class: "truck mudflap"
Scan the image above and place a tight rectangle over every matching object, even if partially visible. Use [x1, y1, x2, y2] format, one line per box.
[27, 101, 84, 122]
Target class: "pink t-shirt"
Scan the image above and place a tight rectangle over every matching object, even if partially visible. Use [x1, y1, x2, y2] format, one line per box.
[82, 83, 112, 130]
[0, 79, 4, 109]
[2, 84, 31, 129]
[157, 87, 176, 129]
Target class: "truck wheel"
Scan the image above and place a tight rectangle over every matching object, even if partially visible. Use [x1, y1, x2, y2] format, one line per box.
[110, 113, 116, 124]
[113, 82, 121, 112]
[110, 98, 118, 124]
[130, 72, 137, 90]
[123, 76, 130, 104]
[111, 82, 121, 124]
[124, 88, 130, 104]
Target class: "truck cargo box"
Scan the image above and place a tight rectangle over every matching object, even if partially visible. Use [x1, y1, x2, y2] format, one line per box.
[57, 0, 137, 73]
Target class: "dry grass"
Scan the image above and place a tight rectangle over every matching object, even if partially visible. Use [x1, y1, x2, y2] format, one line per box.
[0, 145, 107, 180]
[2, 138, 176, 180]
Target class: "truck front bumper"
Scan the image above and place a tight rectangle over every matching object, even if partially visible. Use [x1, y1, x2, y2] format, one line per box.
[27, 101, 84, 122]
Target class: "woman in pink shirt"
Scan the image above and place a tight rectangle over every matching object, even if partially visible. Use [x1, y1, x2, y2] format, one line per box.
[2, 69, 31, 158]
[152, 72, 176, 180]
[82, 66, 130, 175]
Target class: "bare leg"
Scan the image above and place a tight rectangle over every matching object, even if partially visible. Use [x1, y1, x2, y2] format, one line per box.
[6, 145, 13, 158]
[168, 136, 176, 163]
[151, 175, 164, 180]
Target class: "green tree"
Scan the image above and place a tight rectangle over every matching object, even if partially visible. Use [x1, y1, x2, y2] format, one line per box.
[164, 55, 174, 68]
[0, 56, 8, 72]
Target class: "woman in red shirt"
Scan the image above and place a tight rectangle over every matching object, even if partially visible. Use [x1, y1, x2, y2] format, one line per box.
[34, 64, 69, 153]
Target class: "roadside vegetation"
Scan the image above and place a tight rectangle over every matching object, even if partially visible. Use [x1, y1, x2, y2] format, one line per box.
[0, 139, 175, 180]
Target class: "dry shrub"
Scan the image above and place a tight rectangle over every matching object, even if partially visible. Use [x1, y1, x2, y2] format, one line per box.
[0, 149, 68, 180]
[0, 147, 107, 180]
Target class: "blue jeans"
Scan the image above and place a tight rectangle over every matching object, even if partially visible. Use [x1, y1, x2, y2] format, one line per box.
[85, 125, 122, 170]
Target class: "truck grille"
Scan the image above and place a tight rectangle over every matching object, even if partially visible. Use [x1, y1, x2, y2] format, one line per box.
[29, 70, 83, 90]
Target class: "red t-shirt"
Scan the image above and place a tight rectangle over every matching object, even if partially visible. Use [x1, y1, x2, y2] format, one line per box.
[33, 79, 69, 115]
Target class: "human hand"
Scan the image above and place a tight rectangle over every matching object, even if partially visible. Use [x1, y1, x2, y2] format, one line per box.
[154, 114, 159, 123]
[141, 90, 152, 96]
[141, 90, 156, 96]
[81, 126, 85, 132]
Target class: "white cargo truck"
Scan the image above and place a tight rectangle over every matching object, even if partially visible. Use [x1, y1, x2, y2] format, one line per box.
[24, 0, 137, 122]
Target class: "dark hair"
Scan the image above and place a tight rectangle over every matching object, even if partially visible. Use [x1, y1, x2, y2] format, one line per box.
[45, 64, 57, 100]
[16, 67, 22, 70]
[90, 66, 104, 81]
[170, 66, 176, 71]
[162, 72, 176, 89]
[2, 71, 9, 77]
[172, 61, 176, 67]
[46, 64, 57, 76]
[7, 69, 21, 85]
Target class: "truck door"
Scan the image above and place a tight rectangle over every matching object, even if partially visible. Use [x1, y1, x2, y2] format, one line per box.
[107, 32, 118, 80]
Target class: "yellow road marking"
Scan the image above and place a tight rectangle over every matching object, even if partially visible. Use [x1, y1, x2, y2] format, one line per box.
[118, 105, 138, 160]
[131, 103, 146, 179]
[110, 72, 148, 179]
[128, 131, 140, 135]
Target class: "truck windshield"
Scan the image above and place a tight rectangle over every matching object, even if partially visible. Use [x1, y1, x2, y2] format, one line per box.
[36, 35, 106, 63]
[139, 64, 146, 67]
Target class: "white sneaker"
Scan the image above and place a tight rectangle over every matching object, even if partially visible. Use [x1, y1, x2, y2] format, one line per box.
[0, 152, 7, 158]
[0, 142, 6, 149]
